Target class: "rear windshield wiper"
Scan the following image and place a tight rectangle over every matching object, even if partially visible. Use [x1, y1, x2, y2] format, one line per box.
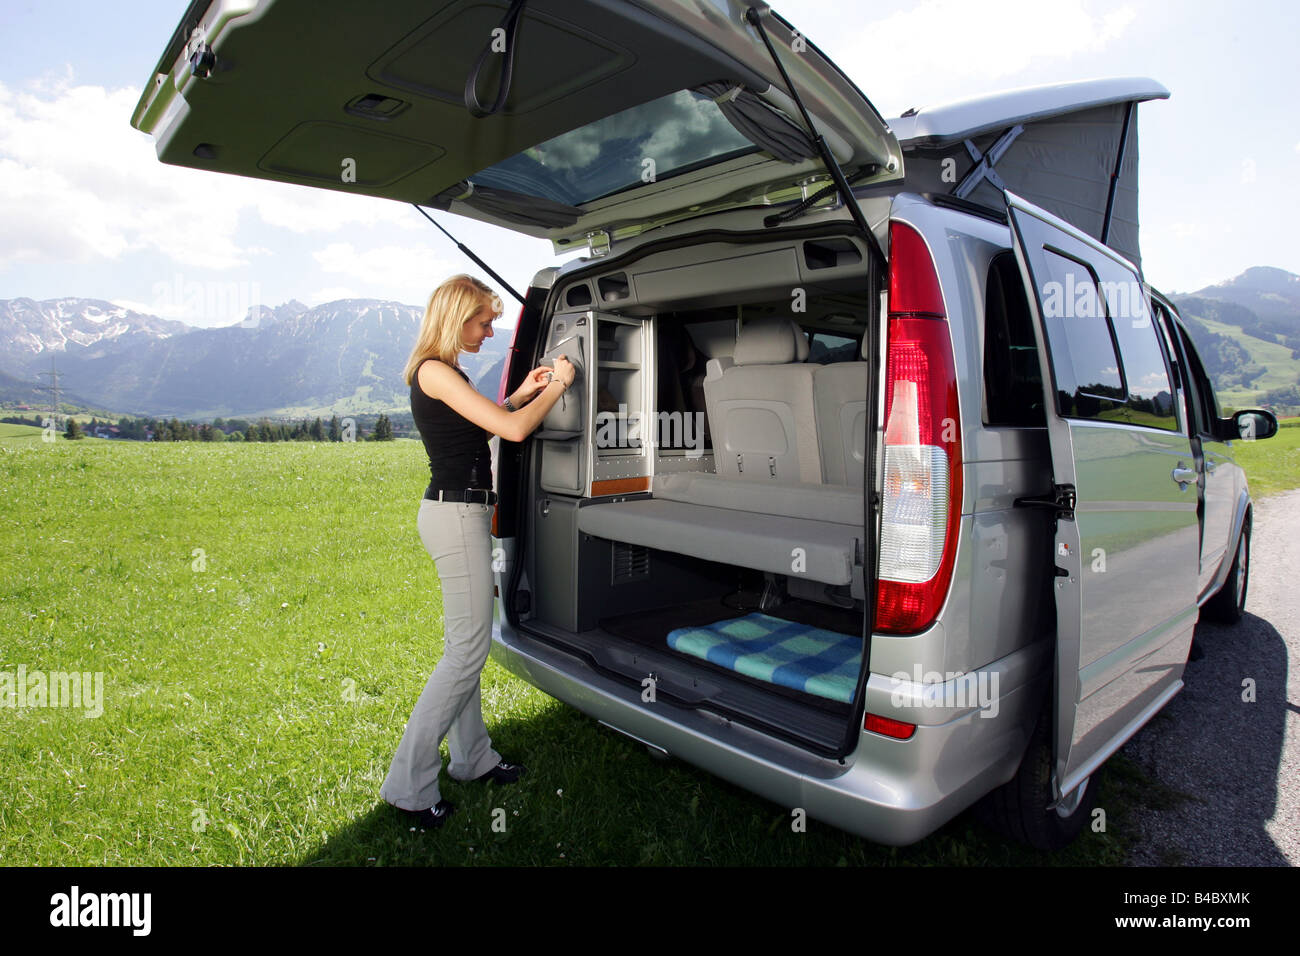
[764, 164, 879, 228]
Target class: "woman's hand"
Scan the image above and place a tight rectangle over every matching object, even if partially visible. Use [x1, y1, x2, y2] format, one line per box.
[551, 355, 576, 389]
[511, 365, 554, 406]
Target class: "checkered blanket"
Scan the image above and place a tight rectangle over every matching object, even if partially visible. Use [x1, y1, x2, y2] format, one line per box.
[667, 612, 861, 704]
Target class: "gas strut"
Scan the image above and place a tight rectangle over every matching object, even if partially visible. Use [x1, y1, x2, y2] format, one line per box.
[411, 203, 526, 306]
[743, 6, 887, 268]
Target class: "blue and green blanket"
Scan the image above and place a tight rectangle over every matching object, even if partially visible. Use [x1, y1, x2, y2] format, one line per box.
[667, 612, 861, 704]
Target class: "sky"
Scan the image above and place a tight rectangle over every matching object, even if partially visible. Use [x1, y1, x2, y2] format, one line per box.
[1, 0, 1297, 328]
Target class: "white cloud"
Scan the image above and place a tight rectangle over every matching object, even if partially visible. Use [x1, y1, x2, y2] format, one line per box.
[1240, 158, 1257, 184]
[312, 243, 461, 307]
[0, 78, 419, 273]
[834, 0, 1139, 114]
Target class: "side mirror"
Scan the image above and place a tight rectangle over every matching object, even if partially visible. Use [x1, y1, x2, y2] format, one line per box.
[1231, 408, 1278, 442]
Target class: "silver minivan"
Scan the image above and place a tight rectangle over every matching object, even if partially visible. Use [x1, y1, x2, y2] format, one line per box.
[132, 0, 1278, 849]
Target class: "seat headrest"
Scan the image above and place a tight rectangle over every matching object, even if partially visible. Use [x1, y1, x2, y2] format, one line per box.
[734, 317, 807, 366]
[794, 324, 809, 361]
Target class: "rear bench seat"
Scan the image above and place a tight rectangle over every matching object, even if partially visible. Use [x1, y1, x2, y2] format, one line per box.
[576, 474, 863, 585]
[575, 317, 867, 587]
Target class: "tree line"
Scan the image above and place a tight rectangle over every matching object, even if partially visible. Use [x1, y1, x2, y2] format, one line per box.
[1, 413, 399, 442]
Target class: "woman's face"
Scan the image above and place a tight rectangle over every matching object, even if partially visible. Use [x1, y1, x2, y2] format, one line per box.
[460, 303, 497, 353]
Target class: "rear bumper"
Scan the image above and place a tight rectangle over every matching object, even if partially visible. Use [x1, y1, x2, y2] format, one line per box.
[490, 612, 1049, 846]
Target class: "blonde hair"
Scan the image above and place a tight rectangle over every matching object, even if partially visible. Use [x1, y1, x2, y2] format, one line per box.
[403, 274, 502, 386]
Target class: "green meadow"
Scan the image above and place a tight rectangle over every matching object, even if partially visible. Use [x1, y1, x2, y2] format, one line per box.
[0, 426, 1292, 866]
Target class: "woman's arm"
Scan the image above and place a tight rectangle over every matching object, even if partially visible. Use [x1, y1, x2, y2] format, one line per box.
[419, 358, 574, 444]
[501, 385, 533, 408]
[506, 365, 553, 408]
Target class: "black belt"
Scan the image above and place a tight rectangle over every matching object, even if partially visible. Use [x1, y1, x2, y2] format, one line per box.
[424, 487, 498, 505]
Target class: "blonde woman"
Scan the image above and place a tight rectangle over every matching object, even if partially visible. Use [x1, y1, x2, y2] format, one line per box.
[381, 274, 575, 829]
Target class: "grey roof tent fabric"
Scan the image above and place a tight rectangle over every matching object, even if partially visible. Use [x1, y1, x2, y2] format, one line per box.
[889, 78, 1169, 273]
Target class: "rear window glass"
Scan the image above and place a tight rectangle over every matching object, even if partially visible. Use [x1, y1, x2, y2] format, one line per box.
[470, 89, 757, 206]
[807, 331, 859, 364]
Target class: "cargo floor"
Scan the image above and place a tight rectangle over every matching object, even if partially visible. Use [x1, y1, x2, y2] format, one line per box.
[599, 594, 863, 715]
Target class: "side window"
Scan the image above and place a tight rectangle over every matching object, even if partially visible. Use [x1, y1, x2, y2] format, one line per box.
[1095, 267, 1178, 431]
[1036, 250, 1178, 429]
[984, 253, 1046, 426]
[1153, 301, 1193, 434]
[1036, 250, 1126, 418]
[1175, 323, 1222, 438]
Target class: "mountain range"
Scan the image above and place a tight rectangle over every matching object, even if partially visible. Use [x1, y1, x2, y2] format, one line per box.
[0, 297, 510, 418]
[1170, 266, 1300, 407]
[1, 266, 1297, 419]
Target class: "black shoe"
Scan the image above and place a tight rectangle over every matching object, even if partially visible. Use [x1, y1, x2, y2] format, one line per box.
[474, 760, 526, 784]
[395, 799, 455, 829]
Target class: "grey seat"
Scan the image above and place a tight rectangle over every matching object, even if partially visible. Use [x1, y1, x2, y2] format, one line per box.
[653, 472, 863, 526]
[576, 497, 860, 586]
[702, 316, 821, 482]
[814, 338, 869, 486]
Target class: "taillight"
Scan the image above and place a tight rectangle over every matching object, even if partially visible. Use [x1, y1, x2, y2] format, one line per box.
[875, 221, 962, 634]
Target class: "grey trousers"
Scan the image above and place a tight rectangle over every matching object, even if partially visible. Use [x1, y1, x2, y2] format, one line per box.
[380, 499, 501, 811]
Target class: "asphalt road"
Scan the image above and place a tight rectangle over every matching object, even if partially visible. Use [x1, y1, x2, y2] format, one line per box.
[1118, 489, 1299, 866]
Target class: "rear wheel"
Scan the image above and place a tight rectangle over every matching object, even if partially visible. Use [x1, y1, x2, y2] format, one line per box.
[1203, 517, 1250, 625]
[975, 704, 1100, 850]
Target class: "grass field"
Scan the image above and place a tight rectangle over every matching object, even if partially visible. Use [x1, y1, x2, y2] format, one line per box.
[3, 424, 1294, 867]
[0, 438, 1147, 867]
[0, 423, 110, 444]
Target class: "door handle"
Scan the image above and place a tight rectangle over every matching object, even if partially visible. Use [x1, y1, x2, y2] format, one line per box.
[1204, 460, 1217, 474]
[1171, 466, 1196, 487]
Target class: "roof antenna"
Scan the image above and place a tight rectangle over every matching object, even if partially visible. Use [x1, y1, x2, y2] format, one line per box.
[411, 204, 525, 306]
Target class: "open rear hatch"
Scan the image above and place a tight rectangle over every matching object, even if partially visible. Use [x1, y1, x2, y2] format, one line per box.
[131, 0, 903, 250]
[132, 0, 895, 756]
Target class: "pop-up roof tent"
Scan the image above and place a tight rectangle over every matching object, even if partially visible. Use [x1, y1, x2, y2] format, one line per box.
[888, 77, 1169, 273]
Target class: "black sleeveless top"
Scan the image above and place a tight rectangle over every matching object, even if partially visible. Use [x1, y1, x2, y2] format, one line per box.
[411, 358, 492, 494]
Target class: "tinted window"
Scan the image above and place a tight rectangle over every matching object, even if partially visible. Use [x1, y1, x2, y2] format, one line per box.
[984, 253, 1045, 426]
[472, 89, 755, 206]
[1176, 323, 1221, 437]
[1152, 302, 1190, 433]
[1035, 251, 1178, 429]
[1096, 271, 1177, 431]
[807, 331, 859, 364]
[1036, 250, 1125, 418]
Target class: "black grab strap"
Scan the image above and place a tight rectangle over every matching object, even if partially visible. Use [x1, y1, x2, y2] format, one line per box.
[464, 0, 527, 119]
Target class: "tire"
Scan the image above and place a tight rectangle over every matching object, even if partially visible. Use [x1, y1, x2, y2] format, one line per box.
[1202, 516, 1250, 625]
[974, 704, 1100, 851]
